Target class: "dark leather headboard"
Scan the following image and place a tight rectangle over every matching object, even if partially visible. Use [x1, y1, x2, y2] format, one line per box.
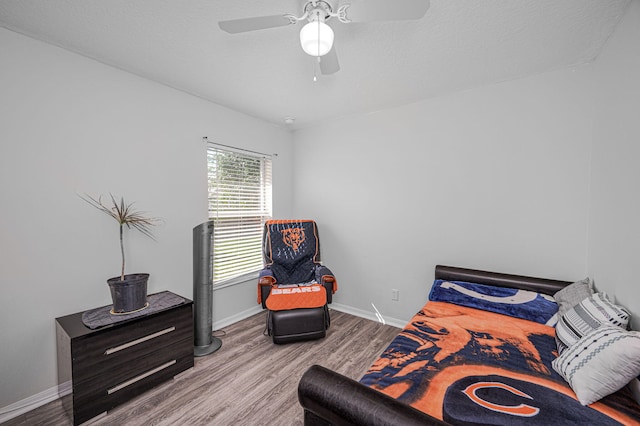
[435, 265, 571, 295]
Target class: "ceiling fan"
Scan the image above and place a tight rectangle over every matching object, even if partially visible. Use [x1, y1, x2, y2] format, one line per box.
[218, 0, 430, 75]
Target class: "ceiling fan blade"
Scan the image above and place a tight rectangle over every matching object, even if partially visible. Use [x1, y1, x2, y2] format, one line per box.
[320, 48, 340, 75]
[219, 14, 295, 34]
[341, 0, 430, 23]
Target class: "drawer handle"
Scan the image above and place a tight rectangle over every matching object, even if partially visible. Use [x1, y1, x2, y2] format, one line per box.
[104, 326, 176, 355]
[107, 360, 177, 395]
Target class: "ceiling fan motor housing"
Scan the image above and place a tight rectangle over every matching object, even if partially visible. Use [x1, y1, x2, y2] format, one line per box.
[303, 1, 333, 21]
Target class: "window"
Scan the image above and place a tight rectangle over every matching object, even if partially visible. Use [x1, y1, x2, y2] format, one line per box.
[207, 144, 272, 284]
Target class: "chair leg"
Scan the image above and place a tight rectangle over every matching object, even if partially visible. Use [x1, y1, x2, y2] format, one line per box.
[324, 305, 330, 329]
[265, 310, 273, 337]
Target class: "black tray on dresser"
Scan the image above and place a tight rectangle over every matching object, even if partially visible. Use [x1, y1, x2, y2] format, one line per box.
[55, 292, 194, 425]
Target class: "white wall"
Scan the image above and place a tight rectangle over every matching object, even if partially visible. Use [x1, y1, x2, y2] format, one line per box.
[588, 1, 640, 329]
[3, 1, 638, 414]
[0, 28, 293, 409]
[292, 66, 595, 324]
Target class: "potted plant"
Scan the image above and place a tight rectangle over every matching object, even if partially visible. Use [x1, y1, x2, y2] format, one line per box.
[81, 194, 161, 314]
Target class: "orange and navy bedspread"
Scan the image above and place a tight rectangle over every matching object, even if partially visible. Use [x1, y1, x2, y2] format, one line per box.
[360, 301, 640, 425]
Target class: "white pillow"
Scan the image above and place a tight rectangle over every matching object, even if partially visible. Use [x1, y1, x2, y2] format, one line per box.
[552, 325, 640, 405]
[555, 292, 629, 349]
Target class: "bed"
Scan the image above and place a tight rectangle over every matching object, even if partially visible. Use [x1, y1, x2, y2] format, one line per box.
[298, 265, 640, 425]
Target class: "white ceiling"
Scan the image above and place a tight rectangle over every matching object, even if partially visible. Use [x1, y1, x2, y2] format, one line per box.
[0, 0, 630, 130]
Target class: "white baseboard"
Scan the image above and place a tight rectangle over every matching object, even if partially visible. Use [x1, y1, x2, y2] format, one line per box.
[0, 381, 71, 423]
[0, 303, 403, 423]
[330, 303, 407, 329]
[213, 305, 263, 331]
[211, 301, 408, 330]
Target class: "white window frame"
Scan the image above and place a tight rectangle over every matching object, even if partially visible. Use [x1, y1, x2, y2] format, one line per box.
[207, 143, 272, 286]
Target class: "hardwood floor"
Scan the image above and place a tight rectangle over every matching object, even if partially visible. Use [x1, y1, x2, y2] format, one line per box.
[4, 310, 401, 426]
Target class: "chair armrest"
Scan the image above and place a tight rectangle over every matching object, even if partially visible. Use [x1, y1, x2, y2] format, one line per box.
[298, 365, 448, 426]
[257, 273, 275, 308]
[321, 276, 336, 304]
[315, 265, 337, 304]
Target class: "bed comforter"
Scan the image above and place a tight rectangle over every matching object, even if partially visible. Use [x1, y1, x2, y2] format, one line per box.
[359, 299, 640, 425]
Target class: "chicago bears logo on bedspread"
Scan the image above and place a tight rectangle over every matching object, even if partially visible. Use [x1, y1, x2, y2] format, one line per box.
[429, 280, 558, 325]
[444, 375, 619, 425]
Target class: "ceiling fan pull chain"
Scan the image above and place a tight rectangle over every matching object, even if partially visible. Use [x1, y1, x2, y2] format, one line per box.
[317, 10, 321, 57]
[313, 56, 320, 82]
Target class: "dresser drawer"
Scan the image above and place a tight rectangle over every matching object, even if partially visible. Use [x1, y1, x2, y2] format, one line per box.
[73, 339, 193, 402]
[72, 351, 193, 425]
[72, 304, 192, 374]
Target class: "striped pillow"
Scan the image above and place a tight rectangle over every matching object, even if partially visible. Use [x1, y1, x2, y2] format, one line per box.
[553, 277, 593, 317]
[552, 325, 640, 405]
[555, 292, 629, 350]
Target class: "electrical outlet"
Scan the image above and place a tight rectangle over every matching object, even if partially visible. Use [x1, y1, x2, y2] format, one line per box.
[392, 289, 400, 301]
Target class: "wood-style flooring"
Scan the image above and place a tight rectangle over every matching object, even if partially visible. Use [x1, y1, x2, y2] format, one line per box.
[4, 310, 400, 426]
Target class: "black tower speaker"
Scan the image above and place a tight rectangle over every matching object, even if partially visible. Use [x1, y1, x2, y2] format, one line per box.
[193, 221, 222, 357]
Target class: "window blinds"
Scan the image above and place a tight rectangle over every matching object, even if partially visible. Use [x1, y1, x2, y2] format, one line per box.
[207, 144, 272, 284]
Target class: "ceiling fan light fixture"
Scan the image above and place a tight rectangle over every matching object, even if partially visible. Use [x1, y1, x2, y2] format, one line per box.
[300, 20, 334, 57]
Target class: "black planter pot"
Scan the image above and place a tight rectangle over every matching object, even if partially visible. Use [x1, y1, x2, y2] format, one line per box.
[107, 273, 149, 314]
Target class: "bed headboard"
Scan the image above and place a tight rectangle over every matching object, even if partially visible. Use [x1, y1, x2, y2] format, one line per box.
[435, 265, 571, 295]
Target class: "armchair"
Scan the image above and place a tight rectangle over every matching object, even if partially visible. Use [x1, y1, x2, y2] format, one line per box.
[257, 220, 337, 344]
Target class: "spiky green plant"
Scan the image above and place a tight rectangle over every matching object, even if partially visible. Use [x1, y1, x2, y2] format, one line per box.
[80, 194, 161, 281]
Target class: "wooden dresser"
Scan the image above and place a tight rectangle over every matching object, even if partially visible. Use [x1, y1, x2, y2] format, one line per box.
[55, 294, 194, 425]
